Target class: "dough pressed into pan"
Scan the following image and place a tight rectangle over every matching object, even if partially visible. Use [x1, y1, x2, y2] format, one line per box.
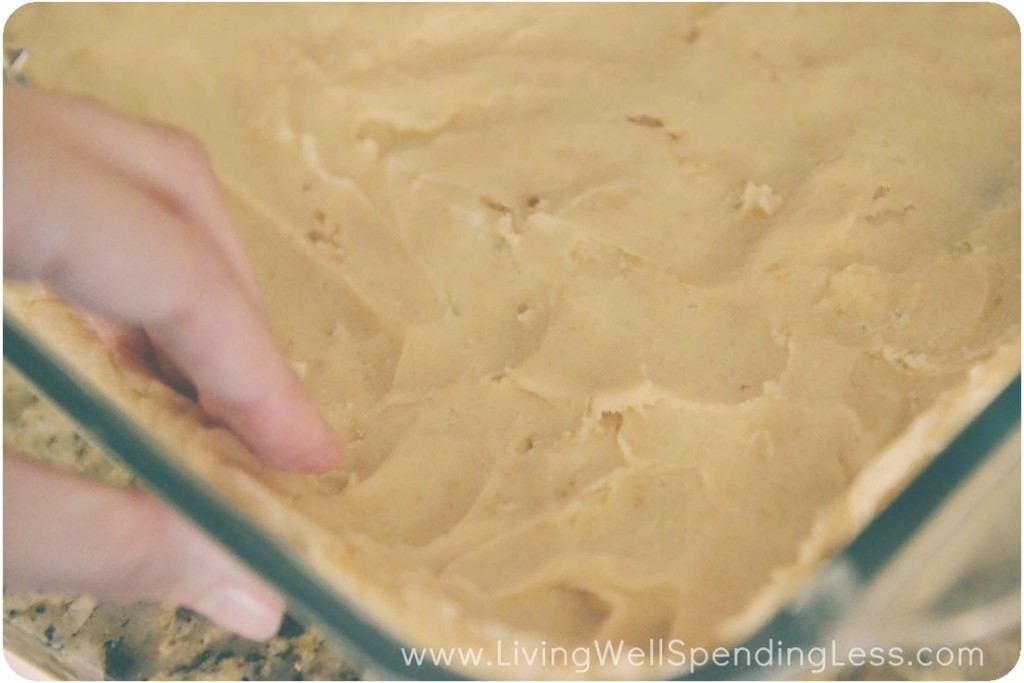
[5, 4, 1020, 678]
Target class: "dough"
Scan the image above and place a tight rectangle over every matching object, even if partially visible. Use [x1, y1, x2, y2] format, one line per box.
[5, 4, 1020, 678]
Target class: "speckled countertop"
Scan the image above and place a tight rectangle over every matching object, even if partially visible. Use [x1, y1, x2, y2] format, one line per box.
[3, 595, 360, 681]
[3, 365, 1018, 680]
[3, 366, 362, 681]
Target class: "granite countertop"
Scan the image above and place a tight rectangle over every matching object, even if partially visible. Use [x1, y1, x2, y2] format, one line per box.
[3, 366, 362, 681]
[3, 365, 1018, 680]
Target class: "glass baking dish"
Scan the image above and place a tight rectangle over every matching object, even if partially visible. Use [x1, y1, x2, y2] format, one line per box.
[4, 310, 1019, 680]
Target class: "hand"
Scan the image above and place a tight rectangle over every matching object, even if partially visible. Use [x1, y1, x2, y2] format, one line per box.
[3, 86, 344, 639]
[3, 456, 285, 641]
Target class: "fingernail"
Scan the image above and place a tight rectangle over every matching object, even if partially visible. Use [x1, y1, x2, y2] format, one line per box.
[327, 435, 348, 465]
[193, 587, 283, 641]
[299, 432, 347, 474]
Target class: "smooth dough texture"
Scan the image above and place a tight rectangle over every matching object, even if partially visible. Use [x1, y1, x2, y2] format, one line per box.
[5, 4, 1021, 678]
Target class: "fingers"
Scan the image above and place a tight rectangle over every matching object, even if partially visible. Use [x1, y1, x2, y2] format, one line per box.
[4, 86, 343, 473]
[80, 313, 197, 398]
[3, 454, 285, 641]
[5, 86, 264, 306]
[145, 293, 344, 473]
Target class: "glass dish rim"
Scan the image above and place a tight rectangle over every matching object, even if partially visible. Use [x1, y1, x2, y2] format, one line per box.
[4, 311, 1020, 680]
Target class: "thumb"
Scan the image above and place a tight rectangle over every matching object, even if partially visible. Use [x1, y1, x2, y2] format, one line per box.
[3, 453, 284, 641]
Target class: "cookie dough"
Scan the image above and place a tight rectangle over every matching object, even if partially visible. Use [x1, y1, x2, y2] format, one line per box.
[5, 4, 1020, 678]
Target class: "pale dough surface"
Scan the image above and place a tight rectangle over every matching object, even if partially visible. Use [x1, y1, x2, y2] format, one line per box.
[5, 4, 1021, 678]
